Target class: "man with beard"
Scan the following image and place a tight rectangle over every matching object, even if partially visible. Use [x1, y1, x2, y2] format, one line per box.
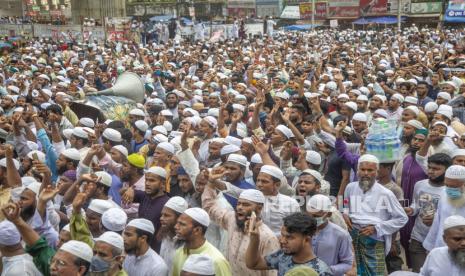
[427, 121, 457, 157]
[0, 95, 16, 116]
[343, 154, 408, 275]
[119, 153, 145, 219]
[387, 94, 404, 122]
[90, 231, 126, 275]
[122, 166, 169, 251]
[246, 212, 332, 276]
[404, 153, 451, 272]
[19, 181, 59, 247]
[424, 165, 465, 251]
[123, 218, 169, 276]
[202, 176, 279, 276]
[219, 153, 255, 208]
[172, 207, 232, 276]
[197, 116, 218, 165]
[165, 91, 179, 120]
[159, 196, 188, 273]
[420, 215, 465, 275]
[399, 120, 424, 156]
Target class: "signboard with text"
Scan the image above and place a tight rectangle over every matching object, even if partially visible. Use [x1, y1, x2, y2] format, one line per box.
[445, 0, 465, 22]
[410, 1, 442, 14]
[328, 0, 359, 18]
[299, 2, 327, 20]
[359, 0, 388, 16]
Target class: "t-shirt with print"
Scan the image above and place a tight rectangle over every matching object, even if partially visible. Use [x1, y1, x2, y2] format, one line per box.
[265, 249, 333, 276]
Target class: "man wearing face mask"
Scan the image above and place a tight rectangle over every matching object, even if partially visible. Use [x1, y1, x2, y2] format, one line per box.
[420, 215, 465, 275]
[90, 231, 127, 275]
[307, 195, 354, 276]
[423, 165, 465, 251]
[404, 153, 451, 272]
[343, 154, 408, 275]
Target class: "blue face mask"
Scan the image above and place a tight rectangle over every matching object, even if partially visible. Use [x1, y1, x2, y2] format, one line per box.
[315, 216, 328, 227]
[90, 256, 111, 273]
[446, 187, 463, 200]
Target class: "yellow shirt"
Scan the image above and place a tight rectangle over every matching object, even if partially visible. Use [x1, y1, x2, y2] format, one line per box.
[171, 240, 232, 276]
[0, 186, 11, 221]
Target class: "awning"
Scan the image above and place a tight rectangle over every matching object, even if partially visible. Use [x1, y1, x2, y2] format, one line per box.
[283, 24, 320, 31]
[353, 16, 407, 25]
[280, 6, 300, 20]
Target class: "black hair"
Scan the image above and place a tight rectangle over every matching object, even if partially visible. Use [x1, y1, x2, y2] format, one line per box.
[73, 257, 90, 274]
[290, 104, 305, 115]
[380, 162, 395, 170]
[283, 212, 317, 236]
[119, 128, 133, 144]
[74, 136, 89, 146]
[417, 81, 429, 87]
[96, 182, 110, 195]
[46, 104, 63, 115]
[428, 153, 452, 167]
[192, 220, 208, 235]
[65, 157, 79, 169]
[135, 228, 154, 244]
[102, 136, 120, 147]
[131, 122, 146, 137]
[107, 120, 125, 129]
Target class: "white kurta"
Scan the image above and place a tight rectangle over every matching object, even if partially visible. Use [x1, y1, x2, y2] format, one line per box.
[262, 194, 301, 236]
[420, 246, 465, 275]
[423, 191, 465, 251]
[344, 181, 408, 254]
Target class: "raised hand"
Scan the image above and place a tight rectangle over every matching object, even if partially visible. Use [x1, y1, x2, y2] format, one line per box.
[251, 135, 269, 156]
[121, 187, 134, 204]
[32, 160, 51, 177]
[39, 185, 59, 203]
[280, 141, 293, 161]
[72, 192, 88, 213]
[208, 166, 226, 181]
[1, 203, 22, 224]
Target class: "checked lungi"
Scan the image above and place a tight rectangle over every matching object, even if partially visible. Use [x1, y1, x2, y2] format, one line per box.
[350, 228, 385, 275]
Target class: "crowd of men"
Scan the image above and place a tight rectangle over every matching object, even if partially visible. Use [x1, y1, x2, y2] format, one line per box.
[0, 24, 465, 276]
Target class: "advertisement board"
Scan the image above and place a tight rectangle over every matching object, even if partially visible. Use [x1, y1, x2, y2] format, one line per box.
[328, 0, 359, 18]
[359, 0, 388, 16]
[299, 2, 327, 20]
[445, 0, 465, 22]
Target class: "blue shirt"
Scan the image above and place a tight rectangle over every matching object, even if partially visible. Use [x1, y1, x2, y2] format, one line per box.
[265, 249, 333, 276]
[223, 179, 255, 208]
[108, 174, 122, 206]
[130, 139, 148, 153]
[37, 128, 58, 183]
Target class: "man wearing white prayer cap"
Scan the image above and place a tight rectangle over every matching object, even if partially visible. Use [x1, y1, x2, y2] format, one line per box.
[0, 220, 42, 275]
[271, 125, 294, 157]
[344, 154, 407, 275]
[387, 93, 404, 122]
[202, 173, 279, 276]
[78, 117, 95, 128]
[85, 199, 114, 237]
[92, 231, 125, 274]
[453, 149, 465, 167]
[424, 166, 465, 252]
[51, 240, 93, 276]
[172, 207, 232, 276]
[128, 108, 145, 124]
[220, 153, 255, 208]
[159, 196, 188, 271]
[102, 207, 127, 234]
[306, 194, 354, 275]
[123, 218, 169, 275]
[424, 101, 438, 122]
[181, 254, 215, 276]
[420, 215, 465, 275]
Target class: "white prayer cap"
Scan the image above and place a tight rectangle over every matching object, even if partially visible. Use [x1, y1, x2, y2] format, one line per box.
[157, 142, 175, 155]
[0, 220, 20, 246]
[437, 104, 453, 120]
[152, 134, 168, 144]
[112, 145, 128, 157]
[276, 125, 293, 139]
[129, 108, 145, 117]
[72, 127, 89, 139]
[404, 96, 418, 105]
[344, 101, 357, 112]
[21, 176, 36, 186]
[102, 208, 127, 232]
[232, 103, 245, 112]
[453, 149, 465, 159]
[306, 194, 332, 212]
[251, 153, 263, 164]
[349, 89, 361, 96]
[260, 165, 284, 179]
[405, 106, 420, 116]
[25, 181, 41, 195]
[153, 125, 168, 136]
[184, 207, 210, 227]
[88, 199, 113, 214]
[357, 95, 368, 102]
[95, 231, 124, 251]
[352, 112, 367, 122]
[220, 144, 240, 156]
[160, 109, 173, 117]
[203, 116, 217, 128]
[306, 151, 322, 165]
[14, 107, 24, 113]
[38, 74, 50, 82]
[102, 128, 122, 142]
[26, 141, 39, 151]
[182, 254, 215, 275]
[373, 94, 386, 102]
[145, 166, 167, 179]
[60, 240, 93, 262]
[239, 189, 265, 204]
[164, 196, 188, 213]
[7, 85, 20, 94]
[61, 148, 81, 161]
[337, 94, 349, 100]
[424, 102, 438, 113]
[275, 92, 290, 100]
[445, 165, 465, 180]
[27, 150, 46, 163]
[127, 218, 155, 234]
[94, 171, 112, 187]
[63, 129, 74, 140]
[407, 120, 424, 130]
[433, 121, 448, 129]
[134, 120, 149, 132]
[374, 109, 388, 118]
[437, 92, 452, 101]
[62, 224, 70, 232]
[444, 215, 465, 231]
[301, 169, 323, 184]
[242, 137, 252, 144]
[79, 117, 95, 128]
[391, 93, 404, 103]
[358, 154, 379, 165]
[227, 153, 248, 167]
[225, 136, 242, 147]
[208, 108, 219, 117]
[163, 121, 173, 132]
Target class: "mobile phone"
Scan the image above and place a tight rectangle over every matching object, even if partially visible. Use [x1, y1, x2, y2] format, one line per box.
[248, 211, 256, 233]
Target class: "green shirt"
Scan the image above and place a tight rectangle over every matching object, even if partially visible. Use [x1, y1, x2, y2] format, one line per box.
[70, 212, 94, 248]
[25, 237, 56, 276]
[171, 240, 232, 276]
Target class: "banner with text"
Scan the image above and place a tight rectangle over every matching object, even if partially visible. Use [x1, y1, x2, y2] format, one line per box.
[445, 0, 465, 22]
[359, 0, 388, 16]
[299, 2, 327, 20]
[328, 0, 359, 18]
[410, 1, 442, 14]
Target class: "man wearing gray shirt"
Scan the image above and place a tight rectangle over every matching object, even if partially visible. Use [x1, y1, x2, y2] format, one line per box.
[404, 153, 451, 272]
